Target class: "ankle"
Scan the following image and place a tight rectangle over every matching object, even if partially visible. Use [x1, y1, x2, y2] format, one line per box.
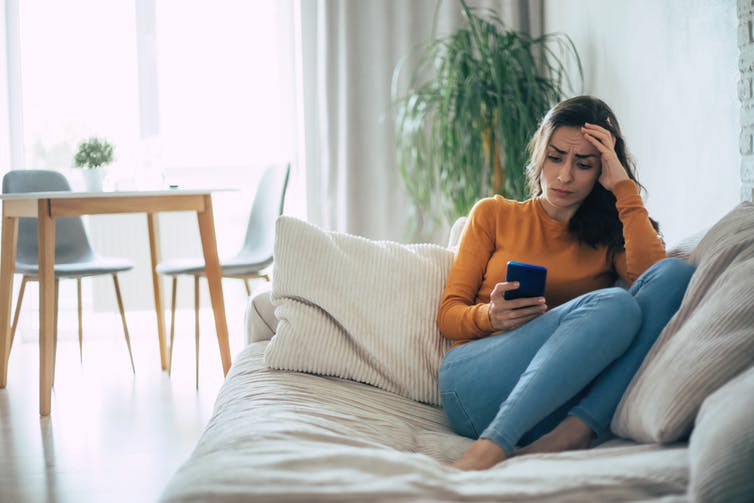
[451, 438, 508, 471]
[519, 416, 595, 455]
[561, 415, 594, 444]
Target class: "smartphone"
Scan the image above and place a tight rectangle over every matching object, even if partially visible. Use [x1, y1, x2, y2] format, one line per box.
[503, 261, 547, 300]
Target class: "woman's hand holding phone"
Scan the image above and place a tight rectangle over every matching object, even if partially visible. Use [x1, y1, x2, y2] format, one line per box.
[488, 282, 547, 332]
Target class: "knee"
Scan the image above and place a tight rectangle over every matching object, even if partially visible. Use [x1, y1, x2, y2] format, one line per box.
[602, 287, 642, 319]
[645, 257, 695, 285]
[596, 288, 642, 348]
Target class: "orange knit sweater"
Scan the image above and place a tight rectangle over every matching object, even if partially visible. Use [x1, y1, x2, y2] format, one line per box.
[437, 180, 666, 345]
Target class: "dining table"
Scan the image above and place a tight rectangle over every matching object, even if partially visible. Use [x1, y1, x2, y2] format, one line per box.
[0, 189, 232, 415]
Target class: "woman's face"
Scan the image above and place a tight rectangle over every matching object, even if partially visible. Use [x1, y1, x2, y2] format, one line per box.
[538, 125, 601, 222]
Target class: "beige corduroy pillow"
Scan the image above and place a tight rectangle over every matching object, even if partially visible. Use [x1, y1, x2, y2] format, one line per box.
[264, 216, 453, 406]
[611, 202, 754, 443]
[688, 365, 754, 503]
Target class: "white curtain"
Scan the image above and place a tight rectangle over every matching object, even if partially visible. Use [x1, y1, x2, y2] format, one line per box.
[299, 0, 542, 243]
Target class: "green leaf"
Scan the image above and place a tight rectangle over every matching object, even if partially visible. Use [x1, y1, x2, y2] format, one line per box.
[73, 136, 115, 169]
[392, 0, 582, 240]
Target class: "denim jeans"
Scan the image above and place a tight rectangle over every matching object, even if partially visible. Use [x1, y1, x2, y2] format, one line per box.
[438, 257, 695, 456]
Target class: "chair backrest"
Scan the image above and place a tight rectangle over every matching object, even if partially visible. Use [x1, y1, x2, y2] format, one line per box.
[239, 163, 291, 259]
[2, 170, 96, 265]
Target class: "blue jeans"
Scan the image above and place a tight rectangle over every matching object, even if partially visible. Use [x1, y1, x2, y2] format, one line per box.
[438, 258, 694, 456]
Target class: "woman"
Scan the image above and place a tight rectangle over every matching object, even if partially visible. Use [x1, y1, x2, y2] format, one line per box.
[437, 96, 694, 471]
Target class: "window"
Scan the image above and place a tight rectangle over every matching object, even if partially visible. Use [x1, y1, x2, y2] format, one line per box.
[18, 1, 140, 174]
[5, 1, 300, 335]
[155, 1, 295, 172]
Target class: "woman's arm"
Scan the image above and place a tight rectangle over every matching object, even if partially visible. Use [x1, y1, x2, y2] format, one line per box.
[612, 180, 666, 284]
[437, 199, 498, 341]
[581, 123, 665, 284]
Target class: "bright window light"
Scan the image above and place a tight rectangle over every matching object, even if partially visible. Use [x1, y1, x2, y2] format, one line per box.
[10, 1, 299, 329]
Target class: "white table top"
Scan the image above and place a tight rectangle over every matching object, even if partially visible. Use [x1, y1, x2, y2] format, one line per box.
[0, 188, 234, 200]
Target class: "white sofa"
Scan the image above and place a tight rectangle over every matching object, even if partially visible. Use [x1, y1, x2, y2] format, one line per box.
[160, 202, 754, 503]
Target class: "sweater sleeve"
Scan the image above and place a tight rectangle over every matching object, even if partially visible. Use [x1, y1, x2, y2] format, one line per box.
[436, 198, 497, 341]
[612, 180, 666, 284]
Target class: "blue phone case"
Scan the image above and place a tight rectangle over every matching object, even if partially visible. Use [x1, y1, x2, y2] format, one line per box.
[504, 261, 547, 300]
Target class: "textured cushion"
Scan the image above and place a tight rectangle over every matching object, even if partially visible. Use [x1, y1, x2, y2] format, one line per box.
[612, 202, 754, 442]
[244, 288, 276, 344]
[264, 216, 453, 405]
[688, 365, 754, 503]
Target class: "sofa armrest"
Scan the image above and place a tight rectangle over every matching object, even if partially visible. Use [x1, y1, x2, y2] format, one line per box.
[448, 217, 467, 251]
[244, 290, 278, 345]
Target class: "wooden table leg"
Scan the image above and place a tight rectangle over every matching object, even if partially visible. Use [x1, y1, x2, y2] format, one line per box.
[0, 212, 19, 388]
[196, 195, 231, 375]
[38, 200, 55, 416]
[147, 213, 167, 370]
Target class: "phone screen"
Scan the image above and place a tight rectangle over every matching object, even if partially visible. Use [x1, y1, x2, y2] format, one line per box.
[504, 261, 547, 300]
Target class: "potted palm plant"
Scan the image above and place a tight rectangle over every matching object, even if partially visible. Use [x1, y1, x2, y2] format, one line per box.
[73, 136, 115, 191]
[393, 0, 582, 239]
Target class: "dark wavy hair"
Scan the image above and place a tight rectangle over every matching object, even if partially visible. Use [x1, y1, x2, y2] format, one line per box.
[525, 95, 660, 252]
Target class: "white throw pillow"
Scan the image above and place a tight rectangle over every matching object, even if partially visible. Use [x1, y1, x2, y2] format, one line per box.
[264, 216, 454, 405]
[611, 202, 754, 443]
[688, 365, 754, 503]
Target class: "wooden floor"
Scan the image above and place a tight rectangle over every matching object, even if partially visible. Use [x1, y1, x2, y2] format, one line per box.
[0, 298, 251, 503]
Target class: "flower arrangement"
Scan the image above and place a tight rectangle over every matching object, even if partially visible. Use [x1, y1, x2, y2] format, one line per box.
[73, 137, 114, 169]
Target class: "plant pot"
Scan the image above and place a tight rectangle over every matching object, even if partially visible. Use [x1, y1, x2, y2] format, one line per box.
[82, 168, 106, 192]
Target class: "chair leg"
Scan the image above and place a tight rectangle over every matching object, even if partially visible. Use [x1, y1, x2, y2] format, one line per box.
[9, 276, 29, 355]
[112, 274, 135, 374]
[243, 278, 251, 296]
[53, 278, 59, 388]
[168, 277, 177, 376]
[194, 275, 200, 390]
[77, 278, 83, 363]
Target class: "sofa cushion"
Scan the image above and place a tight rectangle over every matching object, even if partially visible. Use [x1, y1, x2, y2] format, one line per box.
[688, 365, 754, 503]
[611, 202, 754, 443]
[666, 227, 708, 262]
[264, 216, 453, 405]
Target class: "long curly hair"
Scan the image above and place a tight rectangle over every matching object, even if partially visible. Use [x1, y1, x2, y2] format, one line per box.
[525, 95, 660, 252]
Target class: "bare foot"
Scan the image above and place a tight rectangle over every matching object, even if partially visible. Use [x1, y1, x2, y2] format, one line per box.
[451, 438, 508, 470]
[519, 416, 594, 456]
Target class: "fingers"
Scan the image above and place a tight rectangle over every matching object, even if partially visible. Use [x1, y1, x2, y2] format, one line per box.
[582, 122, 613, 141]
[581, 123, 614, 153]
[582, 122, 629, 192]
[489, 282, 510, 299]
[489, 302, 547, 332]
[489, 283, 547, 332]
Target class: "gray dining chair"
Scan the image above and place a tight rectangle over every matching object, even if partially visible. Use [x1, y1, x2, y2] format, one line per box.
[2, 169, 135, 372]
[156, 163, 290, 387]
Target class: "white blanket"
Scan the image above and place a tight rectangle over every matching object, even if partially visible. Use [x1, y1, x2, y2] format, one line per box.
[160, 342, 689, 502]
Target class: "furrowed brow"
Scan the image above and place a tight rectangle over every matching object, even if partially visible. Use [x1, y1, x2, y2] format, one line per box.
[548, 144, 566, 154]
[548, 144, 597, 159]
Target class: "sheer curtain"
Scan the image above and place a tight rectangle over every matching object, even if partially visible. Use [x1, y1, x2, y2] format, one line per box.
[299, 0, 542, 243]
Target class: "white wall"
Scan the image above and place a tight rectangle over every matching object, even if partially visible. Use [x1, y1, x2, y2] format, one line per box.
[544, 0, 740, 247]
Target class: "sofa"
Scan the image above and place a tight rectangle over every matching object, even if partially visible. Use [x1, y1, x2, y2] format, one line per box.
[160, 200, 754, 502]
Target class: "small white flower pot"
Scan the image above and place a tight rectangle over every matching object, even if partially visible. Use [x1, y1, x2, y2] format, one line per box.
[82, 168, 106, 192]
